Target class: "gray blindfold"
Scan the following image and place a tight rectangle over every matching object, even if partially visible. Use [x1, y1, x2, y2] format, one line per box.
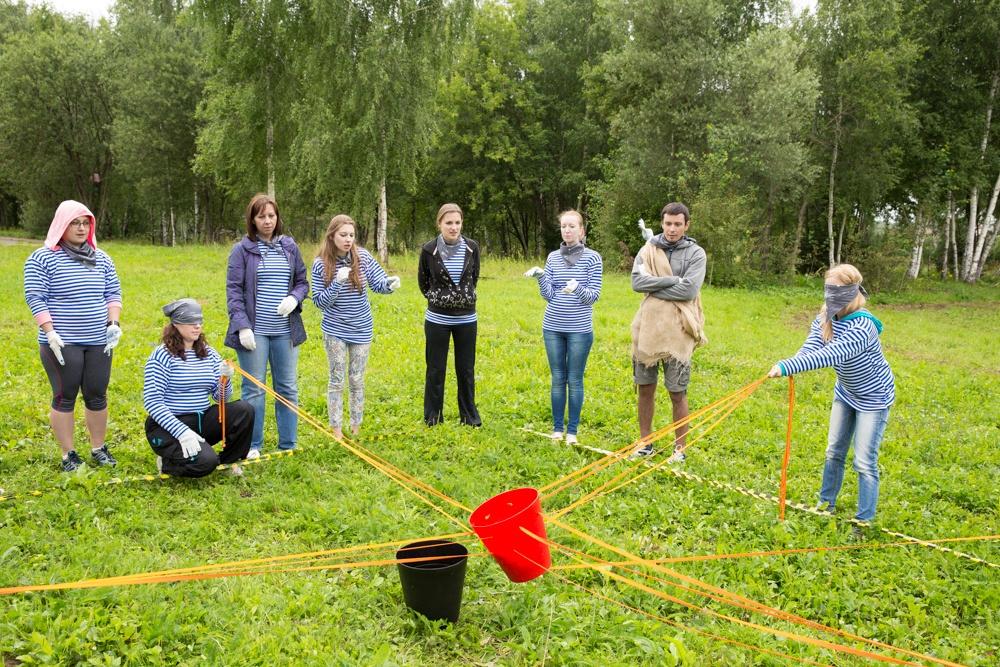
[824, 284, 865, 321]
[162, 298, 203, 324]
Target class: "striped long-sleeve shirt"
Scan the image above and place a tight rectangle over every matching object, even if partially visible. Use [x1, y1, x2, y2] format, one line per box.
[24, 247, 122, 345]
[311, 249, 392, 344]
[777, 312, 895, 411]
[425, 240, 477, 326]
[143, 344, 233, 438]
[253, 241, 292, 336]
[538, 248, 603, 333]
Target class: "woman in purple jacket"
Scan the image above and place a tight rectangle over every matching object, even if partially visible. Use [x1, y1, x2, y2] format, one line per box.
[225, 194, 309, 458]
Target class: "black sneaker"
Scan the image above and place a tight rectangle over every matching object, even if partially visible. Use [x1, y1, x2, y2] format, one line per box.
[61, 450, 84, 472]
[629, 445, 654, 460]
[91, 445, 117, 467]
[850, 522, 871, 541]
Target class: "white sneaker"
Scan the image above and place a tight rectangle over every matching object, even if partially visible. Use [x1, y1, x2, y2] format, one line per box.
[549, 431, 563, 440]
[565, 434, 578, 445]
[228, 464, 244, 477]
[666, 449, 686, 464]
[155, 456, 163, 474]
[246, 448, 261, 461]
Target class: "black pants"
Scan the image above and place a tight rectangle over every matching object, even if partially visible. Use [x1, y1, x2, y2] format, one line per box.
[40, 344, 112, 412]
[424, 320, 480, 426]
[145, 401, 253, 478]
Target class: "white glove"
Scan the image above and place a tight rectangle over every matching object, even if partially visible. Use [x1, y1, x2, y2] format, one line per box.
[218, 360, 235, 379]
[386, 276, 401, 292]
[562, 278, 579, 294]
[45, 329, 65, 366]
[638, 218, 653, 242]
[334, 266, 352, 283]
[276, 295, 298, 317]
[239, 328, 256, 351]
[524, 266, 544, 278]
[178, 430, 204, 459]
[104, 323, 122, 355]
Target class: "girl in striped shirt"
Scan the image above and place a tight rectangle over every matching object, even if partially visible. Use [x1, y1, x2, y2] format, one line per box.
[24, 200, 123, 472]
[143, 299, 252, 478]
[312, 215, 400, 439]
[768, 264, 894, 526]
[525, 210, 603, 444]
[225, 194, 309, 458]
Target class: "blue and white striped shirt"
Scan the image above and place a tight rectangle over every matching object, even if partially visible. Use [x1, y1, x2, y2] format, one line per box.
[253, 241, 292, 336]
[538, 248, 603, 333]
[311, 249, 392, 344]
[24, 247, 122, 346]
[778, 313, 895, 411]
[425, 240, 477, 326]
[143, 344, 233, 438]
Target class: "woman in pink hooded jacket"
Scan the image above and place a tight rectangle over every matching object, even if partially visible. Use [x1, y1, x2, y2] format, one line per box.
[23, 201, 123, 472]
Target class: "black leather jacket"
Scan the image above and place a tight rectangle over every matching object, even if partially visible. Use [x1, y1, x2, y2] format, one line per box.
[417, 237, 480, 316]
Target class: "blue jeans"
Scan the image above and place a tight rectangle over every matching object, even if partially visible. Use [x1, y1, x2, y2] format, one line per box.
[542, 330, 594, 435]
[819, 399, 890, 522]
[237, 334, 299, 451]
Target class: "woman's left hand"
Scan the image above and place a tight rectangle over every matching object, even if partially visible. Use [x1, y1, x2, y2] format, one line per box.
[276, 296, 298, 317]
[767, 364, 783, 378]
[104, 324, 122, 355]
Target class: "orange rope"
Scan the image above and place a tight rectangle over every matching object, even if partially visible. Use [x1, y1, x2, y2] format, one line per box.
[547, 519, 966, 667]
[219, 372, 227, 447]
[779, 375, 794, 521]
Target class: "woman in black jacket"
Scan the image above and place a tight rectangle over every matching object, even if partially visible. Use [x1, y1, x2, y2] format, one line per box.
[417, 203, 481, 426]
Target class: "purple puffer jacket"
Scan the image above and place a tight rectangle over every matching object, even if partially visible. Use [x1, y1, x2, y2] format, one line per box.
[225, 235, 309, 349]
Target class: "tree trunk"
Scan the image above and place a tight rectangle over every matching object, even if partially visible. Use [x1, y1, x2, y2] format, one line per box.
[826, 97, 843, 268]
[159, 210, 166, 246]
[376, 178, 388, 266]
[169, 206, 176, 247]
[907, 209, 925, 279]
[791, 195, 808, 273]
[193, 187, 200, 243]
[940, 193, 952, 279]
[835, 211, 847, 264]
[266, 68, 276, 199]
[967, 168, 1000, 282]
[961, 70, 998, 280]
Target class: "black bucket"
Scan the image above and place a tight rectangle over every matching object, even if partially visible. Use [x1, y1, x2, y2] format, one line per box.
[396, 540, 468, 623]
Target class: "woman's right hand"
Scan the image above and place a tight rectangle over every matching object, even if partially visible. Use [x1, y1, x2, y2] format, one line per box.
[239, 328, 257, 351]
[767, 364, 783, 378]
[334, 266, 352, 283]
[179, 429, 204, 459]
[523, 266, 544, 278]
[45, 329, 65, 366]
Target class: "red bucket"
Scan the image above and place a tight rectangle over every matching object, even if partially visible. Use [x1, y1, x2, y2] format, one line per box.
[469, 487, 550, 582]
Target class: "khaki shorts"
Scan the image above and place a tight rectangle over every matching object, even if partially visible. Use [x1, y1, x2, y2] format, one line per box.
[633, 357, 691, 393]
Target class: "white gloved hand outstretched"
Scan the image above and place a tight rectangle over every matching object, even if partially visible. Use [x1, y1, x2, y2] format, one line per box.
[638, 218, 653, 242]
[334, 266, 352, 283]
[103, 323, 122, 355]
[386, 276, 401, 292]
[562, 278, 579, 294]
[178, 430, 204, 459]
[524, 266, 544, 278]
[276, 296, 298, 317]
[218, 360, 235, 379]
[46, 329, 65, 366]
[239, 328, 256, 351]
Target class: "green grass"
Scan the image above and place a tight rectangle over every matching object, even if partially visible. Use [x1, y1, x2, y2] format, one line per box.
[1, 242, 998, 665]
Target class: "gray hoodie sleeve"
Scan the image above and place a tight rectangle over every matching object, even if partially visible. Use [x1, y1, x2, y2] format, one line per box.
[648, 246, 706, 301]
[631, 252, 680, 292]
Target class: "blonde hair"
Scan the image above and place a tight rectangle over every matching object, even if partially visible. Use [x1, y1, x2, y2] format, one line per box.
[436, 203, 463, 225]
[316, 214, 362, 292]
[819, 263, 866, 342]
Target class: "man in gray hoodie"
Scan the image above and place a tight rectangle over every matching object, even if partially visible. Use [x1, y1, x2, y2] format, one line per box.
[630, 202, 707, 461]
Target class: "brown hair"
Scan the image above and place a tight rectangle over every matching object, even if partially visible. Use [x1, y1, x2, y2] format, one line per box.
[162, 324, 209, 359]
[436, 203, 463, 225]
[245, 193, 284, 241]
[660, 202, 690, 222]
[819, 263, 866, 342]
[317, 214, 362, 291]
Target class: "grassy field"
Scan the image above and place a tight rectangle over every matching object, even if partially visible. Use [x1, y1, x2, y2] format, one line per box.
[0, 240, 998, 665]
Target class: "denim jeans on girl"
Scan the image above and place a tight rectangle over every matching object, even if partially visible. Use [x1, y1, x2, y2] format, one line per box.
[819, 399, 890, 521]
[237, 333, 299, 451]
[542, 330, 594, 436]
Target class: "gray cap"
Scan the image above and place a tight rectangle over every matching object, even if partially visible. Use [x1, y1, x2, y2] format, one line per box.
[162, 298, 203, 324]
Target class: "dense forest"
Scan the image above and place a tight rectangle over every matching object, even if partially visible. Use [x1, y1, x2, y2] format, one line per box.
[0, 0, 998, 286]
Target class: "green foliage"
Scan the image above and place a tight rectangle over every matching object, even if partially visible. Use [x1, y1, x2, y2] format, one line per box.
[0, 243, 998, 664]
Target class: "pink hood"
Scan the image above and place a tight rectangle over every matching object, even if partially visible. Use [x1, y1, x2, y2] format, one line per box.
[44, 200, 97, 250]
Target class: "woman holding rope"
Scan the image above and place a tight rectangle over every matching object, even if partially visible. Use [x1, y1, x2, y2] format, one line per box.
[24, 200, 123, 472]
[143, 299, 252, 478]
[312, 214, 400, 439]
[524, 210, 603, 444]
[225, 194, 309, 459]
[768, 264, 894, 534]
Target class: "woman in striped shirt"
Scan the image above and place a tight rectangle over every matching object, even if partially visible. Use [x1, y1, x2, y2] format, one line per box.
[143, 299, 252, 478]
[225, 194, 309, 459]
[417, 203, 482, 427]
[24, 200, 123, 472]
[525, 210, 603, 444]
[768, 264, 894, 528]
[312, 215, 400, 439]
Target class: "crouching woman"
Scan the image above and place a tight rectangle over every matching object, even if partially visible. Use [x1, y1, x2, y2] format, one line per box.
[143, 299, 253, 477]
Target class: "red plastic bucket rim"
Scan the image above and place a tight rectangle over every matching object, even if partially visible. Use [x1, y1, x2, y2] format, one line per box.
[469, 487, 541, 531]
